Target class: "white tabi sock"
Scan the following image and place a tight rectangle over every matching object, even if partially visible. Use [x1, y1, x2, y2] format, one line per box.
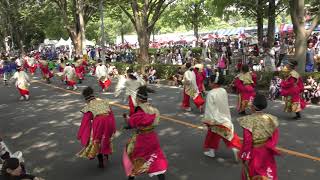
[204, 149, 215, 158]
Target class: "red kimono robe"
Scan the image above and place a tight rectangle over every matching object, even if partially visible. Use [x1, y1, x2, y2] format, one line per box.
[194, 68, 206, 93]
[77, 99, 116, 159]
[75, 60, 85, 80]
[280, 70, 306, 112]
[238, 113, 280, 180]
[123, 103, 168, 177]
[234, 72, 257, 112]
[39, 60, 53, 80]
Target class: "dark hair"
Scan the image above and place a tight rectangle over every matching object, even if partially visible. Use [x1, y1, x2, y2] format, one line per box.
[126, 69, 134, 74]
[289, 60, 298, 69]
[136, 86, 155, 101]
[186, 62, 192, 69]
[128, 74, 137, 80]
[97, 59, 102, 63]
[126, 69, 137, 80]
[253, 94, 268, 111]
[209, 73, 224, 85]
[82, 86, 94, 100]
[1, 158, 20, 176]
[241, 64, 249, 73]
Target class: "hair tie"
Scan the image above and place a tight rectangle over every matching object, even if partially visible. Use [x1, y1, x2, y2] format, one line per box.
[214, 72, 220, 83]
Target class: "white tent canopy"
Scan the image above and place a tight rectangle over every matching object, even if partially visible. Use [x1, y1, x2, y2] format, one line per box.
[66, 37, 72, 45]
[44, 39, 58, 45]
[85, 39, 95, 46]
[55, 38, 68, 47]
[55, 37, 95, 47]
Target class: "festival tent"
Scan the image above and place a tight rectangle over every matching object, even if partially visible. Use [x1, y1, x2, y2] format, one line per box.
[66, 37, 72, 45]
[44, 39, 58, 45]
[202, 34, 216, 40]
[184, 36, 197, 42]
[55, 38, 68, 47]
[85, 39, 95, 46]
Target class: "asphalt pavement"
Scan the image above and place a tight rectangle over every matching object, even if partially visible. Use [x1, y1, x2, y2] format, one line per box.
[0, 73, 319, 180]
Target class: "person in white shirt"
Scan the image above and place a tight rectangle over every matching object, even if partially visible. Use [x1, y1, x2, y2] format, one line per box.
[15, 57, 23, 67]
[202, 72, 241, 161]
[114, 69, 145, 116]
[176, 54, 182, 65]
[63, 63, 77, 90]
[181, 63, 204, 112]
[264, 48, 276, 72]
[277, 39, 289, 67]
[185, 49, 192, 61]
[10, 66, 30, 101]
[95, 60, 111, 92]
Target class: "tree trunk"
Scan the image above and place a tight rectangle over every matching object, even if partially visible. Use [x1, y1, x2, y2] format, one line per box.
[294, 28, 307, 72]
[194, 23, 199, 47]
[77, 0, 86, 55]
[13, 25, 24, 54]
[137, 31, 150, 65]
[99, 0, 105, 47]
[69, 30, 82, 55]
[121, 30, 125, 44]
[256, 6, 264, 46]
[193, 4, 200, 47]
[267, 0, 276, 48]
[290, 0, 307, 72]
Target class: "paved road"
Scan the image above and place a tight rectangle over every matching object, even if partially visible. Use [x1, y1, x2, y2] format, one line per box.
[0, 73, 319, 180]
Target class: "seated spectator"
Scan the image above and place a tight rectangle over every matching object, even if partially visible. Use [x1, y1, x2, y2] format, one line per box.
[173, 67, 184, 87]
[1, 158, 43, 180]
[314, 82, 320, 104]
[304, 76, 318, 104]
[148, 67, 157, 84]
[268, 73, 282, 101]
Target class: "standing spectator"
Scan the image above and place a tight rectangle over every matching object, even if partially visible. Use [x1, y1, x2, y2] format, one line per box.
[217, 53, 227, 74]
[185, 48, 192, 62]
[277, 39, 289, 67]
[204, 64, 213, 90]
[264, 48, 276, 72]
[176, 54, 183, 65]
[90, 48, 96, 60]
[306, 43, 315, 72]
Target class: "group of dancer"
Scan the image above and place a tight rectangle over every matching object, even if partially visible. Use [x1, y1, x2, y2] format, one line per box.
[0, 53, 118, 101]
[77, 69, 168, 179]
[179, 60, 306, 179]
[1, 50, 308, 180]
[75, 62, 298, 180]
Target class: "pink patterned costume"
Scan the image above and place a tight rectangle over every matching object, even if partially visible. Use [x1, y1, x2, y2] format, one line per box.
[280, 70, 306, 113]
[123, 103, 168, 177]
[234, 72, 257, 113]
[77, 99, 116, 159]
[238, 113, 280, 180]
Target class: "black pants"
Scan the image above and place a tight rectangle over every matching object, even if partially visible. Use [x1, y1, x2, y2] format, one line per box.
[277, 53, 285, 67]
[128, 174, 165, 180]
